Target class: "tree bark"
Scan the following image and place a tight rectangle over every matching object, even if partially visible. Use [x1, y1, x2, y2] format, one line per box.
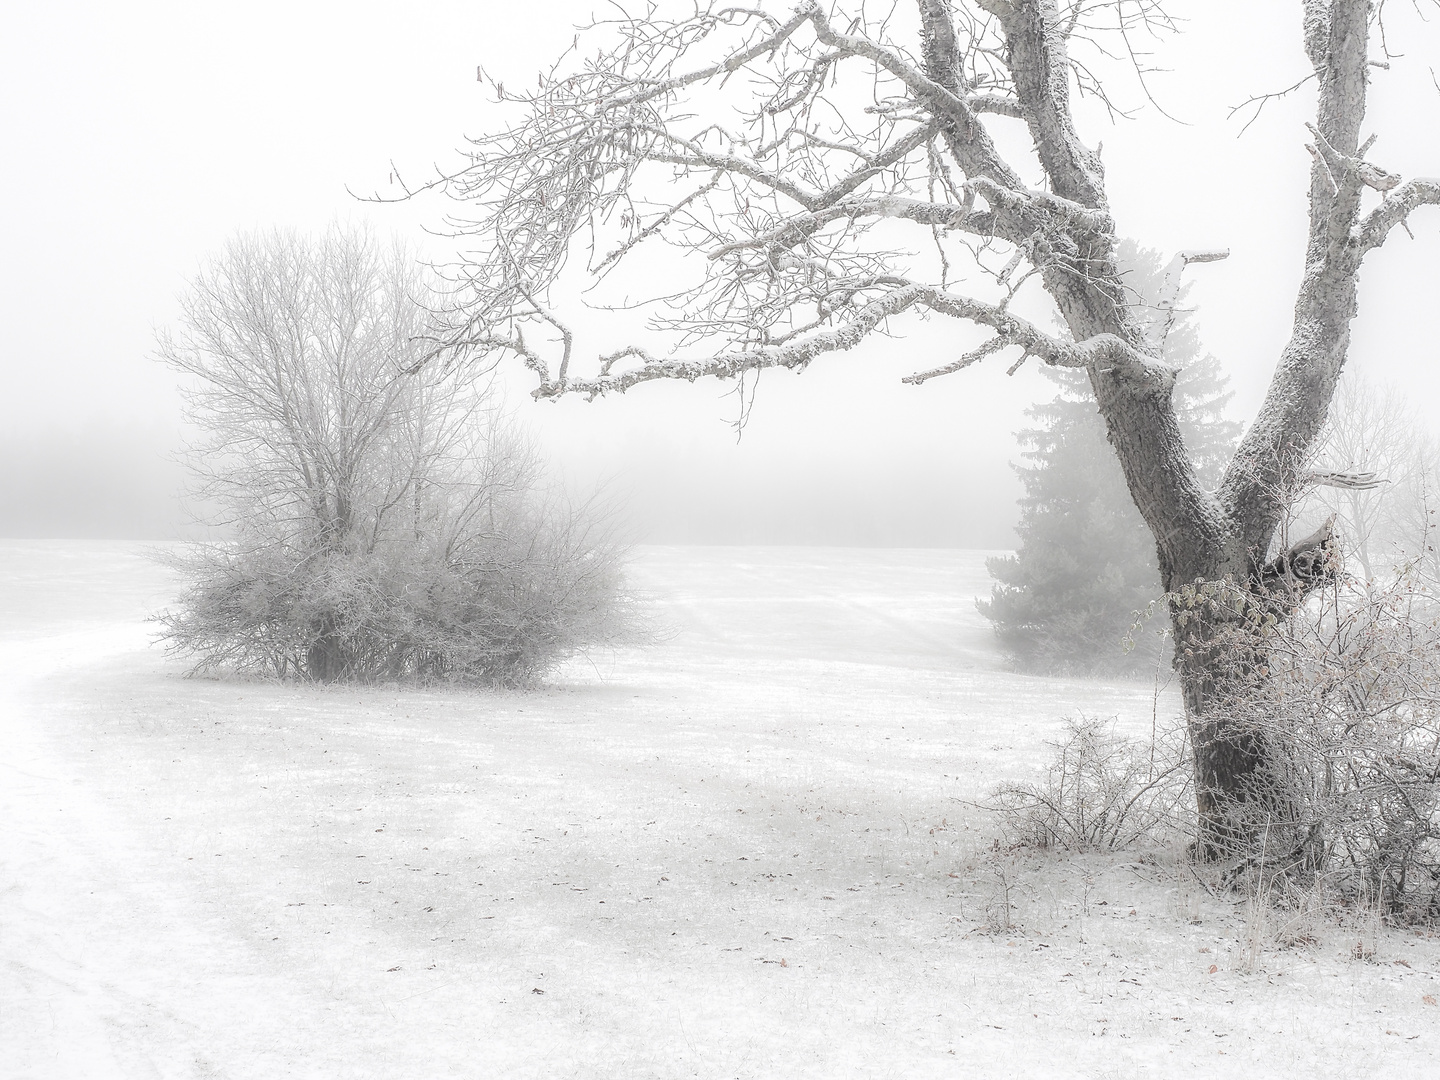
[307, 614, 345, 682]
[1169, 521, 1339, 856]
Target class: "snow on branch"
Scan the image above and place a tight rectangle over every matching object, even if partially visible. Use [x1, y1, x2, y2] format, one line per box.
[1306, 469, 1384, 491]
[901, 334, 1013, 384]
[419, 1, 1150, 397]
[506, 279, 1172, 400]
[430, 0, 1440, 589]
[977, 0, 1105, 208]
[1357, 176, 1440, 252]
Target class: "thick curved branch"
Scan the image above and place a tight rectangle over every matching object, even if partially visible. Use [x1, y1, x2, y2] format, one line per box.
[1222, 0, 1376, 561]
[424, 1, 1215, 589]
[978, 0, 1106, 208]
[965, 93, 1026, 118]
[514, 280, 1171, 400]
[1357, 177, 1440, 253]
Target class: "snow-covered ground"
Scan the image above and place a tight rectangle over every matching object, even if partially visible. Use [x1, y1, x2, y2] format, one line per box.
[2, 542, 1438, 1078]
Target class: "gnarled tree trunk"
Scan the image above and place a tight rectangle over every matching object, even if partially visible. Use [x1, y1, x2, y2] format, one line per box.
[974, 0, 1376, 855]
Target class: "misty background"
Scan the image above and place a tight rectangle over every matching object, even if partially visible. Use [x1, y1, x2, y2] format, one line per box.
[3, 1, 1437, 545]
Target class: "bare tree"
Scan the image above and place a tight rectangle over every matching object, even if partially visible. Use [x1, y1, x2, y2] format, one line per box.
[411, 1, 1440, 852]
[158, 226, 629, 683]
[1299, 374, 1440, 586]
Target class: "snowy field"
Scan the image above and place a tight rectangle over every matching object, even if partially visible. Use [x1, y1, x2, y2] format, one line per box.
[3, 542, 1439, 1079]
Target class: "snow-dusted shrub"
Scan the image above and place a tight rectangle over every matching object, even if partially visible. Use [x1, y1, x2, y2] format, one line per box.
[986, 715, 1191, 852]
[1214, 566, 1440, 919]
[156, 227, 633, 684]
[161, 508, 630, 684]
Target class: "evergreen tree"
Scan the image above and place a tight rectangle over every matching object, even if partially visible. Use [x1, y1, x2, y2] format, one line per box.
[980, 243, 1242, 676]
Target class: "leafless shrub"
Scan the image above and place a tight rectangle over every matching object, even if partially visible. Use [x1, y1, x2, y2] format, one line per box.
[975, 848, 1021, 933]
[155, 227, 636, 685]
[1206, 564, 1440, 921]
[985, 715, 1191, 853]
[160, 501, 633, 685]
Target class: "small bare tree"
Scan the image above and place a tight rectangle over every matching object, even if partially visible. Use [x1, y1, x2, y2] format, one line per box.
[406, 1, 1440, 851]
[157, 226, 630, 683]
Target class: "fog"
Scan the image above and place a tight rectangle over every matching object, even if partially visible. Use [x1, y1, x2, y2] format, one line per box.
[2, 1, 1437, 543]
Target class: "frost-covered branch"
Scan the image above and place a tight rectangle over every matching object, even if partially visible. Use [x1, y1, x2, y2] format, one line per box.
[1357, 176, 1440, 252]
[977, 0, 1106, 207]
[425, 0, 1437, 613]
[512, 279, 1170, 399]
[1220, 0, 1396, 559]
[428, 3, 1135, 397]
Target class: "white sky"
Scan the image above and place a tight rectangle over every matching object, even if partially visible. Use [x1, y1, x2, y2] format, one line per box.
[1, 1, 1437, 542]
